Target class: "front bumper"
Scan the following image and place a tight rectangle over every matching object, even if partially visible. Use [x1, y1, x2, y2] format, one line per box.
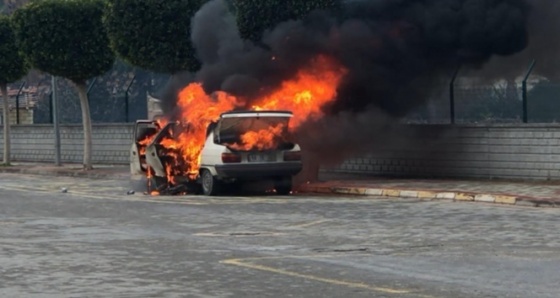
[215, 162, 303, 179]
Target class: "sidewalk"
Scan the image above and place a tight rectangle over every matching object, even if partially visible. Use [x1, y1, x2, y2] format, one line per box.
[1, 163, 559, 207]
[297, 172, 560, 208]
[0, 162, 130, 180]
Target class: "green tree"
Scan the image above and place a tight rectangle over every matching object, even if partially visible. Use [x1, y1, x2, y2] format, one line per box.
[13, 0, 115, 170]
[103, 0, 206, 74]
[0, 15, 28, 165]
[232, 0, 341, 42]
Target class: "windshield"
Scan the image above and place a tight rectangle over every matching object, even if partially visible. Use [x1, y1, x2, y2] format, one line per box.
[217, 116, 293, 151]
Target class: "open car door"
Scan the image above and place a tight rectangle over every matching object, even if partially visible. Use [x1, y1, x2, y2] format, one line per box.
[130, 120, 159, 176]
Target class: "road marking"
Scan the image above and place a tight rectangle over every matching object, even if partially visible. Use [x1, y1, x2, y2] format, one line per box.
[221, 257, 411, 295]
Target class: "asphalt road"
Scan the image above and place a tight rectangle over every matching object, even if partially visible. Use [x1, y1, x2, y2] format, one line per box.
[1, 173, 559, 298]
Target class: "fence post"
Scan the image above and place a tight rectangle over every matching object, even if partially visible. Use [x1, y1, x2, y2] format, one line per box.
[125, 75, 136, 122]
[449, 65, 461, 124]
[52, 75, 61, 166]
[15, 82, 26, 124]
[87, 77, 97, 95]
[522, 60, 536, 123]
[49, 92, 53, 124]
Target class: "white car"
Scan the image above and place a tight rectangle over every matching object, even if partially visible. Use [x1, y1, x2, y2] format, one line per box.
[131, 110, 303, 196]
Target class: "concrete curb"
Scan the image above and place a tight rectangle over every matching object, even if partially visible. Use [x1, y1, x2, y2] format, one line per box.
[298, 185, 560, 208]
[3, 167, 558, 208]
[0, 167, 129, 180]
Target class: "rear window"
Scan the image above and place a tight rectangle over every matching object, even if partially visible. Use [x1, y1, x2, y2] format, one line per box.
[217, 116, 294, 151]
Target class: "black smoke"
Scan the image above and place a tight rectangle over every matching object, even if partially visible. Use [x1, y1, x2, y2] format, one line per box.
[191, 0, 335, 100]
[160, 0, 544, 167]
[472, 0, 560, 81]
[190, 0, 530, 117]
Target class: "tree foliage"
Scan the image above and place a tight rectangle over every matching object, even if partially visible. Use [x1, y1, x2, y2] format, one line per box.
[103, 0, 206, 74]
[0, 15, 27, 85]
[0, 14, 28, 165]
[13, 0, 115, 170]
[232, 0, 341, 42]
[12, 0, 114, 84]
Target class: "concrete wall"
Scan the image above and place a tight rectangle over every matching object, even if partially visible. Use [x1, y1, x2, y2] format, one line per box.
[2, 123, 560, 180]
[326, 124, 560, 180]
[0, 124, 134, 164]
[0, 109, 34, 125]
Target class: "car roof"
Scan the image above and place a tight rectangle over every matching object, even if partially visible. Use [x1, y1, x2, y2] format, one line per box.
[220, 110, 293, 118]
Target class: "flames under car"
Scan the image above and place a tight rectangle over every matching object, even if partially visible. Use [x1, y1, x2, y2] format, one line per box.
[130, 110, 303, 196]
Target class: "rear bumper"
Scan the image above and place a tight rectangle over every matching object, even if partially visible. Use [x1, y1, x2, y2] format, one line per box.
[215, 162, 303, 179]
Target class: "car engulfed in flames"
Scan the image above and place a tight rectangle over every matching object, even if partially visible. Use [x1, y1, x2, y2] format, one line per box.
[130, 55, 348, 196]
[131, 110, 303, 196]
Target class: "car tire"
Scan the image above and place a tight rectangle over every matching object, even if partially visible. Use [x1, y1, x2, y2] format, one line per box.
[274, 177, 292, 195]
[201, 170, 221, 196]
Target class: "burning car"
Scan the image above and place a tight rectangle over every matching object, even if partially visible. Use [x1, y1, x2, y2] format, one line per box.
[131, 110, 303, 196]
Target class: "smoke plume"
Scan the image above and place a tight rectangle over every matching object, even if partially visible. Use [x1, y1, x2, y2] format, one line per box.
[163, 0, 551, 164]
[473, 0, 560, 81]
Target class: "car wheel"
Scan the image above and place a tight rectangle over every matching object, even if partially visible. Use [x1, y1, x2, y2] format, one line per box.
[201, 170, 221, 196]
[274, 177, 292, 195]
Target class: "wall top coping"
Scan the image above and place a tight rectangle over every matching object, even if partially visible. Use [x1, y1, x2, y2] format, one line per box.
[404, 123, 560, 129]
[3, 123, 560, 129]
[4, 123, 135, 128]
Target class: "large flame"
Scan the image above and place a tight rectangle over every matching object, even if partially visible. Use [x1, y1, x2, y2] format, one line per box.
[252, 55, 347, 129]
[140, 55, 347, 192]
[228, 123, 286, 151]
[163, 83, 240, 179]
[137, 118, 167, 155]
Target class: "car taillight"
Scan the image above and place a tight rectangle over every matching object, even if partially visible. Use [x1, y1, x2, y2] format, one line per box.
[283, 151, 301, 161]
[222, 152, 242, 163]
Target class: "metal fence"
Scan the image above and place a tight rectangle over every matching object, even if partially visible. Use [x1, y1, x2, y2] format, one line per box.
[7, 62, 170, 124]
[404, 81, 560, 124]
[5, 60, 560, 125]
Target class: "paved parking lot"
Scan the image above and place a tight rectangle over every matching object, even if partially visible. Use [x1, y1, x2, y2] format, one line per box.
[1, 173, 559, 297]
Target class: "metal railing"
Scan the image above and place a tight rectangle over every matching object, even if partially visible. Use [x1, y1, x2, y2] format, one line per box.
[4, 59, 560, 125]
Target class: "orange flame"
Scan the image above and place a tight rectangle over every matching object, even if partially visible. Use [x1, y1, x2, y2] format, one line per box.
[252, 55, 347, 129]
[228, 124, 286, 151]
[143, 55, 346, 188]
[137, 119, 167, 155]
[174, 83, 240, 179]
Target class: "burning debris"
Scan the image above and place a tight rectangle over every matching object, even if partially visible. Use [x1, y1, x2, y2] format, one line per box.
[136, 0, 547, 195]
